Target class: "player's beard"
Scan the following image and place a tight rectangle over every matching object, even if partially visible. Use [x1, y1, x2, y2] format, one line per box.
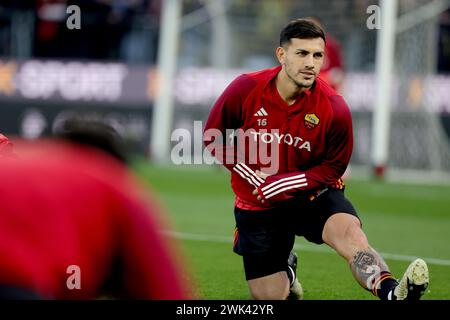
[285, 66, 316, 89]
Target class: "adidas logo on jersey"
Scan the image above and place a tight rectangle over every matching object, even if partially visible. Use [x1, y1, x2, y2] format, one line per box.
[254, 107, 268, 117]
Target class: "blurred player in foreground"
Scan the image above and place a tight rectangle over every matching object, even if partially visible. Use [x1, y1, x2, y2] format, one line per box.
[204, 19, 429, 300]
[0, 133, 13, 158]
[0, 123, 192, 299]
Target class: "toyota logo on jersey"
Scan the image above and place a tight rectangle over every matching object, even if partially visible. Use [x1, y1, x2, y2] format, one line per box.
[250, 131, 311, 152]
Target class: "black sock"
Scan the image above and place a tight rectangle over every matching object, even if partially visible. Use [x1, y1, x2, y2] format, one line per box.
[372, 271, 398, 300]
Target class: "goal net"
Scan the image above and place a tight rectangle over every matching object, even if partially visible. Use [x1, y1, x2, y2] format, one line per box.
[387, 0, 450, 173]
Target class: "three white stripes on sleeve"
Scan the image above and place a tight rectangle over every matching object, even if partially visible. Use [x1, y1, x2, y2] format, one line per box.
[261, 174, 308, 199]
[232, 163, 308, 199]
[233, 163, 264, 188]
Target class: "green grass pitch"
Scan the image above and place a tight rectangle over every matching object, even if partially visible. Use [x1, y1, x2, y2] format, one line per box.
[133, 161, 450, 300]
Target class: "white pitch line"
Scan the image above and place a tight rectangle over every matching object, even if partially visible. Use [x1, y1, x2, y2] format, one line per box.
[163, 231, 450, 267]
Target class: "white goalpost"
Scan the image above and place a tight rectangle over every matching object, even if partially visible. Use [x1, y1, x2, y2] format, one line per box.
[150, 0, 182, 163]
[372, 0, 398, 177]
[150, 0, 232, 163]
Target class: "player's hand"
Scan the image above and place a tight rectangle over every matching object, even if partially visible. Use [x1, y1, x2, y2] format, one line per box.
[253, 171, 271, 203]
[252, 189, 265, 203]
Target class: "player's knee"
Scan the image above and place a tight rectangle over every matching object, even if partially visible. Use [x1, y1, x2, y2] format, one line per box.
[323, 213, 363, 245]
[251, 286, 289, 300]
[345, 222, 368, 249]
[249, 281, 289, 300]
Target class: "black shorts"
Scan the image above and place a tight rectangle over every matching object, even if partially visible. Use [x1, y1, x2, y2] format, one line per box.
[233, 188, 359, 280]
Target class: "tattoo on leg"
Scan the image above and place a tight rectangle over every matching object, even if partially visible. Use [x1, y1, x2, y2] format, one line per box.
[350, 248, 389, 290]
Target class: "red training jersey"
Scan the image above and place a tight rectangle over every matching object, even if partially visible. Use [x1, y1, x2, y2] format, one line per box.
[0, 140, 190, 299]
[204, 66, 353, 210]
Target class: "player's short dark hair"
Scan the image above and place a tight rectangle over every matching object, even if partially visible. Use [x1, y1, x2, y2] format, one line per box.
[279, 18, 326, 47]
[54, 118, 128, 164]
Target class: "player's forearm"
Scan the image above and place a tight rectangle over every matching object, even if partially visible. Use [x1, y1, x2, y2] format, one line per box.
[204, 141, 263, 188]
[203, 122, 265, 188]
[255, 162, 347, 202]
[303, 162, 347, 190]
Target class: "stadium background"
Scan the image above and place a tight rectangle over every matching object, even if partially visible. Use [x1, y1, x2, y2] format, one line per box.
[0, 0, 449, 299]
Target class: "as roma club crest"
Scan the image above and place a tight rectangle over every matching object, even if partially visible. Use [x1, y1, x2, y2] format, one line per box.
[304, 113, 320, 129]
